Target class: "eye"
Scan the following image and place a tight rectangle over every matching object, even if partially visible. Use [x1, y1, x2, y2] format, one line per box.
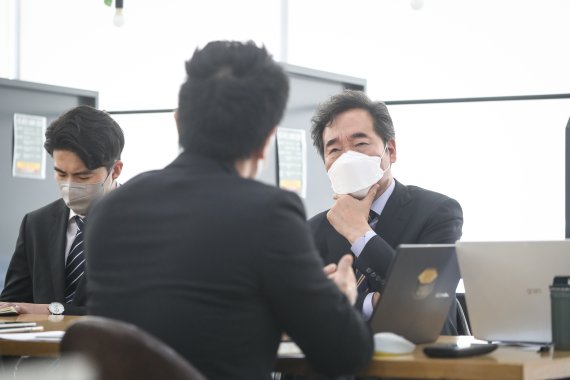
[326, 148, 340, 156]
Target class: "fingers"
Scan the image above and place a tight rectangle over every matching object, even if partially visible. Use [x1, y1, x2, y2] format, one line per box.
[323, 263, 337, 277]
[0, 302, 21, 313]
[336, 254, 355, 276]
[334, 255, 357, 305]
[372, 292, 381, 307]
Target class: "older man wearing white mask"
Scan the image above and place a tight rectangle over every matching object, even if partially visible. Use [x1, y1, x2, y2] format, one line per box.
[308, 90, 468, 335]
[0, 105, 124, 316]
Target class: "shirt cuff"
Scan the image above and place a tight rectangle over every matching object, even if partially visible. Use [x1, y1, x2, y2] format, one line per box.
[350, 230, 378, 257]
[362, 292, 375, 320]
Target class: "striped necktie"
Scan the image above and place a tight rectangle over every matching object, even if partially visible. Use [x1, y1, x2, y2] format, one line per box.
[65, 216, 86, 303]
[355, 210, 379, 295]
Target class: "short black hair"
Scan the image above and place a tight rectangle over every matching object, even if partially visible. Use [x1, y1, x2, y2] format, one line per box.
[177, 40, 289, 161]
[310, 90, 396, 159]
[44, 105, 124, 170]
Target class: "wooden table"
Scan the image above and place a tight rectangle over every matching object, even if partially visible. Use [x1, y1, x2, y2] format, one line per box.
[276, 336, 570, 380]
[0, 314, 81, 357]
[3, 318, 570, 379]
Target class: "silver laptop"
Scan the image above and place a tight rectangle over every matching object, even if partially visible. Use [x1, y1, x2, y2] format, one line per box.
[369, 244, 460, 344]
[456, 240, 570, 344]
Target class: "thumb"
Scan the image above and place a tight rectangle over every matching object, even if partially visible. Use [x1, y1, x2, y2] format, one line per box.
[323, 263, 337, 277]
[363, 184, 379, 204]
[336, 254, 354, 275]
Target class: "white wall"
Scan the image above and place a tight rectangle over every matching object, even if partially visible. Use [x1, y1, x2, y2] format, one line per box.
[286, 0, 570, 100]
[0, 1, 14, 77]
[3, 1, 569, 107]
[1, 0, 568, 241]
[111, 112, 179, 182]
[9, 0, 282, 110]
[389, 99, 569, 241]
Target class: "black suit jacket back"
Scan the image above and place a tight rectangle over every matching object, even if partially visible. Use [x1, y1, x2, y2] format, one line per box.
[86, 153, 373, 380]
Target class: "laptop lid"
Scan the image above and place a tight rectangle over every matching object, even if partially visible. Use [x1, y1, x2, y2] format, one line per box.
[369, 244, 460, 344]
[456, 240, 570, 344]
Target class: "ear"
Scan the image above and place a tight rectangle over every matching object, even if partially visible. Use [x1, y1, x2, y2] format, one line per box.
[111, 160, 124, 180]
[256, 127, 277, 160]
[388, 139, 397, 163]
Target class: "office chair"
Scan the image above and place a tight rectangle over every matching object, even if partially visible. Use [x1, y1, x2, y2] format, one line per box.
[60, 316, 207, 380]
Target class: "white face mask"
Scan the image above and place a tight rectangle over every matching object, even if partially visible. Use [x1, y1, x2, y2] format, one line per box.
[58, 167, 114, 215]
[327, 146, 389, 199]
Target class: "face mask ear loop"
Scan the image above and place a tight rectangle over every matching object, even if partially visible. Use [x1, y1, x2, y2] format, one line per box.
[104, 161, 118, 188]
[379, 142, 390, 172]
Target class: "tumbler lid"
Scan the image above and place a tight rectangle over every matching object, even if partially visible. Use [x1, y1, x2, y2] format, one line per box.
[551, 276, 570, 290]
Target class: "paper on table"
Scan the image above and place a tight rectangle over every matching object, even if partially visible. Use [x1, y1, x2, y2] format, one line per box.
[0, 331, 65, 341]
[0, 322, 37, 329]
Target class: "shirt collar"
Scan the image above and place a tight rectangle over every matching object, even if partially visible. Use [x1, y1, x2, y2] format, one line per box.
[370, 179, 395, 217]
[68, 208, 77, 222]
[67, 208, 86, 222]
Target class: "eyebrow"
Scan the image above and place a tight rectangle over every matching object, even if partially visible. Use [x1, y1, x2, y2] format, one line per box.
[324, 137, 339, 149]
[54, 167, 93, 176]
[324, 132, 371, 149]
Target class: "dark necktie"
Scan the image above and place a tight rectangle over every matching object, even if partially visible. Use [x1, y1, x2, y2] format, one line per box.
[355, 210, 379, 295]
[65, 216, 85, 303]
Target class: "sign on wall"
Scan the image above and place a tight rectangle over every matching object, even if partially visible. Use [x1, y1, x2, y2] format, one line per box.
[12, 113, 46, 180]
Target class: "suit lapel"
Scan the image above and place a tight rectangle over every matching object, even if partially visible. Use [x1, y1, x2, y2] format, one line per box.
[49, 200, 69, 301]
[375, 180, 412, 249]
[325, 220, 352, 263]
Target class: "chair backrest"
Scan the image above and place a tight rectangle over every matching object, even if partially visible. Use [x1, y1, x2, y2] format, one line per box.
[60, 316, 207, 380]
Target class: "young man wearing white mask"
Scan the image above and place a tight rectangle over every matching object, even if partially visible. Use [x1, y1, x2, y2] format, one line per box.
[309, 90, 468, 335]
[0, 105, 124, 316]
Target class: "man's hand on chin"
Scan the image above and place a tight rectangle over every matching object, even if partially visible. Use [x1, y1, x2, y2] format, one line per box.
[327, 184, 379, 244]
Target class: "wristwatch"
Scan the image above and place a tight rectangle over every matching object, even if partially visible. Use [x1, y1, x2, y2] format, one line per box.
[48, 302, 65, 315]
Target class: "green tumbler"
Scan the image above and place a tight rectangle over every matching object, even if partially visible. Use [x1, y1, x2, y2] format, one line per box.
[550, 276, 570, 350]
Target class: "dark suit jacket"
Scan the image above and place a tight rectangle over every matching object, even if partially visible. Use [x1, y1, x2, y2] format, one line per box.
[309, 179, 466, 334]
[86, 153, 373, 380]
[1, 199, 86, 315]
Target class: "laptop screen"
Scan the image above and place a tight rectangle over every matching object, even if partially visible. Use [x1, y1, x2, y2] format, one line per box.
[369, 244, 460, 344]
[456, 240, 570, 344]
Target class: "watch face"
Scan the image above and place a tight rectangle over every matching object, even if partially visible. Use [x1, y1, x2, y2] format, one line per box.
[49, 302, 64, 315]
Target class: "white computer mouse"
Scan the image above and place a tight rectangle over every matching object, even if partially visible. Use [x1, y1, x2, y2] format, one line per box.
[374, 332, 416, 355]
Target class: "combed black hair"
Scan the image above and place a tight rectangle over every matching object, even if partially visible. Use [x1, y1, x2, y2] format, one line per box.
[44, 105, 124, 169]
[177, 40, 289, 161]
